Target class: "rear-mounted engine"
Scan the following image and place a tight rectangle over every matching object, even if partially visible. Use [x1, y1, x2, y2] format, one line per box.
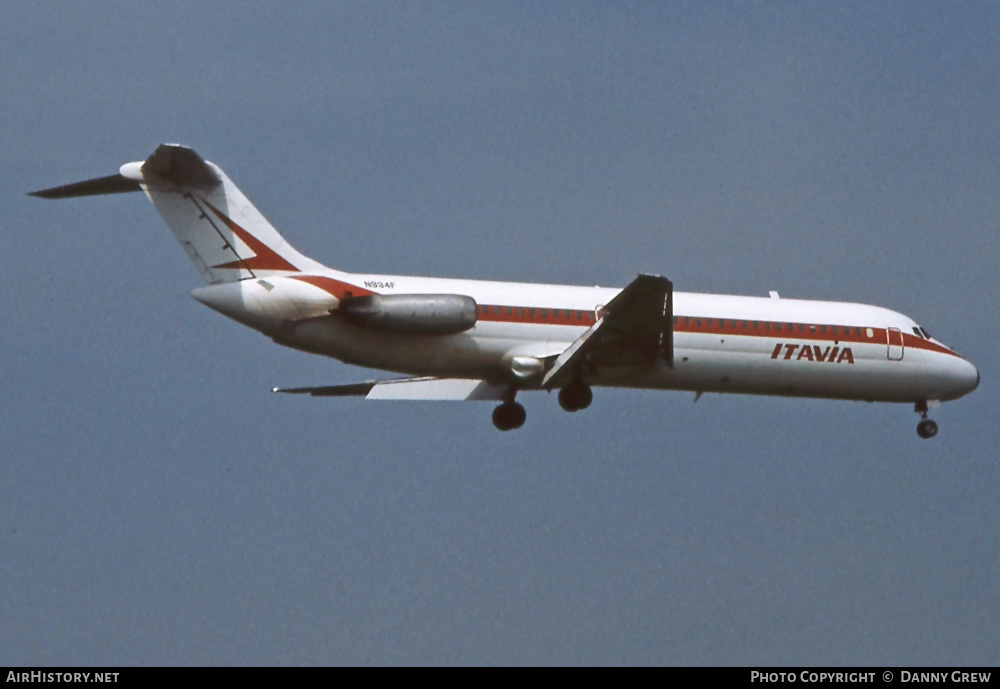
[340, 294, 477, 335]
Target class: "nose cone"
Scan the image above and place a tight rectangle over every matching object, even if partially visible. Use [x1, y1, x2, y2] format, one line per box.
[946, 356, 980, 400]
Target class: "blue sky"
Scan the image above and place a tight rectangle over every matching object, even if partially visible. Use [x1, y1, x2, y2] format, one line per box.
[1, 2, 997, 665]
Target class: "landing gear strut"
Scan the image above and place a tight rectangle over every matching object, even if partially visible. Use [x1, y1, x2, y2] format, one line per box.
[915, 401, 938, 440]
[558, 382, 593, 413]
[492, 386, 526, 431]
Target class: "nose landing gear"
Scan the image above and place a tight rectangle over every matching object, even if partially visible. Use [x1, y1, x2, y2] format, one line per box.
[915, 401, 939, 440]
[917, 419, 938, 439]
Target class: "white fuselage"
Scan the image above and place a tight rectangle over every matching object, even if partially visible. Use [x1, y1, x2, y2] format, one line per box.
[191, 269, 980, 405]
[31, 144, 979, 435]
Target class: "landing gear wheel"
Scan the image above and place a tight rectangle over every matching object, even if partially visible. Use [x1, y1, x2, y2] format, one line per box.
[914, 401, 938, 440]
[558, 383, 593, 412]
[492, 401, 526, 431]
[916, 419, 938, 439]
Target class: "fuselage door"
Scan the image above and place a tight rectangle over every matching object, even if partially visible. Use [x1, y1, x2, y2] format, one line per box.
[887, 327, 904, 361]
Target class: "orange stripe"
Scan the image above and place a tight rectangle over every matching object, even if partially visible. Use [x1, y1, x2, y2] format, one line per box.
[473, 305, 960, 357]
[280, 283, 961, 359]
[201, 199, 299, 272]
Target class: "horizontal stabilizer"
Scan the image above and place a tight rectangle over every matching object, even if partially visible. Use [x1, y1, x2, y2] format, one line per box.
[273, 377, 508, 401]
[29, 174, 141, 199]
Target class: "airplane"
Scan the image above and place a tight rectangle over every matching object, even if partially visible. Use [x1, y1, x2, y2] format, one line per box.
[30, 144, 979, 437]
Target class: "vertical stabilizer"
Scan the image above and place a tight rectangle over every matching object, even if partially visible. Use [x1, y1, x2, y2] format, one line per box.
[133, 145, 327, 283]
[31, 144, 330, 284]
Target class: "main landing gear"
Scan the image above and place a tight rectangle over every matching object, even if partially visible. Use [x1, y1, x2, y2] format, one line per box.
[558, 381, 593, 413]
[491, 382, 595, 431]
[915, 401, 939, 440]
[492, 387, 526, 432]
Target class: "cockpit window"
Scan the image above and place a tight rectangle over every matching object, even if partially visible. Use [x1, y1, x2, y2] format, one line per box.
[919, 327, 933, 340]
[912, 327, 924, 339]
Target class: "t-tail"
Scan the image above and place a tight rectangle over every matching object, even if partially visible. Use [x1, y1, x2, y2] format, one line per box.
[29, 144, 329, 283]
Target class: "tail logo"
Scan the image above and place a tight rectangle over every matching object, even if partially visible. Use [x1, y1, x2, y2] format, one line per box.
[201, 199, 299, 272]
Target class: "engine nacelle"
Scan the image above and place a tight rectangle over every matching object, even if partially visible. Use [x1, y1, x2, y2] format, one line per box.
[340, 294, 478, 335]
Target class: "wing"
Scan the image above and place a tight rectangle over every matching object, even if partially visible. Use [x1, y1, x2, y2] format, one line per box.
[273, 377, 508, 401]
[542, 274, 673, 389]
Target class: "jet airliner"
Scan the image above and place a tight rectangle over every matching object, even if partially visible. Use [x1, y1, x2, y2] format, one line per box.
[30, 145, 979, 437]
